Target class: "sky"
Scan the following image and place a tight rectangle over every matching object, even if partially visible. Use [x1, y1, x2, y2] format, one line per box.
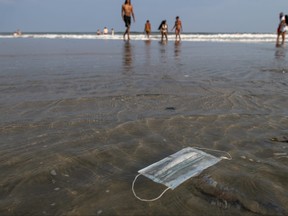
[0, 0, 287, 33]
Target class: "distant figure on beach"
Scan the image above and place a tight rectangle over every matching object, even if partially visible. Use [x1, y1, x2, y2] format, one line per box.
[13, 29, 22, 37]
[111, 28, 115, 36]
[103, 27, 109, 34]
[121, 0, 135, 40]
[172, 16, 183, 41]
[276, 12, 287, 46]
[144, 20, 151, 39]
[158, 20, 168, 41]
[96, 29, 101, 35]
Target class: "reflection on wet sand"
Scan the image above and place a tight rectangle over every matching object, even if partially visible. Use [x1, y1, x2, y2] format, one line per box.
[122, 41, 133, 73]
[159, 40, 168, 64]
[275, 47, 286, 60]
[144, 40, 151, 67]
[144, 40, 151, 46]
[174, 41, 181, 59]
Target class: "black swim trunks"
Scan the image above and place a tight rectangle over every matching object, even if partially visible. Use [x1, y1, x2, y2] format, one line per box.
[124, 15, 131, 28]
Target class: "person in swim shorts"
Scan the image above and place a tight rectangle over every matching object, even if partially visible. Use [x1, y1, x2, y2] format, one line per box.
[121, 0, 135, 40]
[172, 16, 183, 41]
[144, 20, 151, 39]
[276, 12, 287, 46]
[124, 15, 131, 28]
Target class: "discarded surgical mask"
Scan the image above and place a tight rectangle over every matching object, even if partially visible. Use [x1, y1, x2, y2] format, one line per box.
[132, 147, 232, 202]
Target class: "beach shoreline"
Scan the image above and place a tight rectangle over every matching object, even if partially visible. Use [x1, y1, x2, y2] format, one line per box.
[0, 32, 279, 43]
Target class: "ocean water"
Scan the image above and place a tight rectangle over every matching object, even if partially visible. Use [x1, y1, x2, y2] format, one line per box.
[0, 34, 288, 215]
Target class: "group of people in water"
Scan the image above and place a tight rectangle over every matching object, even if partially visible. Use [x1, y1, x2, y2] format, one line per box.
[143, 17, 183, 41]
[121, 0, 182, 41]
[96, 27, 114, 35]
[122, 0, 287, 46]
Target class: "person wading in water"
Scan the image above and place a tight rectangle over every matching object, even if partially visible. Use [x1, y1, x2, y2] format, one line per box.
[121, 0, 136, 40]
[172, 16, 183, 41]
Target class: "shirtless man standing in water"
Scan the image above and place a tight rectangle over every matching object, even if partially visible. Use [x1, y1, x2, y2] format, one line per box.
[121, 0, 135, 40]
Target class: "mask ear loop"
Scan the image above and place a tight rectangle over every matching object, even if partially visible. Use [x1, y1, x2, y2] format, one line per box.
[132, 174, 171, 202]
[193, 147, 232, 161]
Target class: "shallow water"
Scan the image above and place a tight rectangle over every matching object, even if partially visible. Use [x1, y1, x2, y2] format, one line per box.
[0, 39, 288, 215]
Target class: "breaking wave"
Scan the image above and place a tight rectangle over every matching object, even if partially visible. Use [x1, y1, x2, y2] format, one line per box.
[0, 32, 277, 43]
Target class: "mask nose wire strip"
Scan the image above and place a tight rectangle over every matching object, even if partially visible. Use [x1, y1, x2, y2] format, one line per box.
[132, 174, 171, 202]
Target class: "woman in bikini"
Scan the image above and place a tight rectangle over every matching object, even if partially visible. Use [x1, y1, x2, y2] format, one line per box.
[276, 12, 287, 46]
[159, 20, 168, 41]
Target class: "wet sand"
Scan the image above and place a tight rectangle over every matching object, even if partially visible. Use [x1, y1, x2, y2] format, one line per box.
[0, 38, 288, 215]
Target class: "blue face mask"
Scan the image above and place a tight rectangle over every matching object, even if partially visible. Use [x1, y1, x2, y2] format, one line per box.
[132, 147, 232, 202]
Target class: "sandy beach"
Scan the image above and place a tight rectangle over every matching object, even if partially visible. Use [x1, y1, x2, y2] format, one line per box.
[0, 37, 288, 215]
